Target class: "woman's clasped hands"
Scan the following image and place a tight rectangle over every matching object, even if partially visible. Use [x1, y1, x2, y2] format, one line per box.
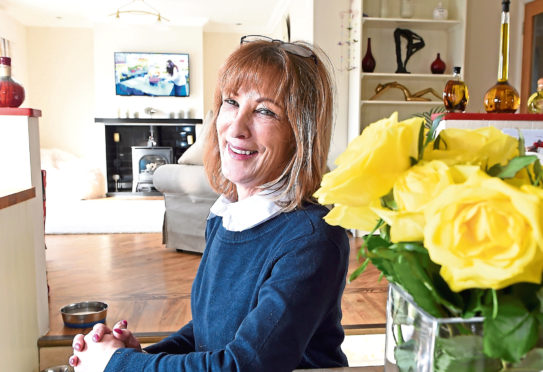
[69, 320, 142, 371]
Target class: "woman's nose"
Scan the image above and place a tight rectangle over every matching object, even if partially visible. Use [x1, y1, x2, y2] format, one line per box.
[228, 109, 251, 139]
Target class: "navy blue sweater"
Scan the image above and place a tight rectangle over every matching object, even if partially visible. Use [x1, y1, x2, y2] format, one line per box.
[105, 203, 349, 371]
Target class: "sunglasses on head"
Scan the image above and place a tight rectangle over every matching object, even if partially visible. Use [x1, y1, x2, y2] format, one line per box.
[240, 35, 318, 65]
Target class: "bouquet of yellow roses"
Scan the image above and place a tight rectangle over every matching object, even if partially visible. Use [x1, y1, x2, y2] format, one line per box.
[315, 112, 543, 370]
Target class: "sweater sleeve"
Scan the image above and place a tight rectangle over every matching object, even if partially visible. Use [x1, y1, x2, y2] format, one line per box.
[105, 228, 349, 372]
[143, 321, 195, 354]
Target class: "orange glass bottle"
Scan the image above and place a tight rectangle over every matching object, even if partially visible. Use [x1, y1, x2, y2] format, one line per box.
[483, 0, 520, 113]
[443, 66, 468, 112]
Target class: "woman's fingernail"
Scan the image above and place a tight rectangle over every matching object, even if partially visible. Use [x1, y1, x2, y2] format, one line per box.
[92, 333, 100, 342]
[121, 319, 127, 326]
[74, 342, 81, 351]
[113, 328, 123, 335]
[69, 356, 75, 366]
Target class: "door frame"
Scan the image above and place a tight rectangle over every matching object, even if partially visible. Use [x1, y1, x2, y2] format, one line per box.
[521, 0, 543, 112]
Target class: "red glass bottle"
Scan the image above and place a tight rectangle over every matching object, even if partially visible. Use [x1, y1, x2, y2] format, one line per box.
[0, 57, 25, 108]
[430, 53, 446, 74]
[362, 38, 376, 73]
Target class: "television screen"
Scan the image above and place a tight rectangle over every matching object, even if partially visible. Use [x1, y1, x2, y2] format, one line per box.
[114, 52, 189, 97]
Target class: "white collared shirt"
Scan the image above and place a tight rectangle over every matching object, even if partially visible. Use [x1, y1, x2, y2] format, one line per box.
[209, 193, 285, 232]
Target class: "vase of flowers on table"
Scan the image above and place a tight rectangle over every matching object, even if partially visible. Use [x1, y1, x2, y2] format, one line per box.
[315, 112, 543, 371]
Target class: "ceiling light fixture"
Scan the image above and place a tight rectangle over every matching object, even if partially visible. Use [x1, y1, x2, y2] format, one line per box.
[110, 0, 170, 23]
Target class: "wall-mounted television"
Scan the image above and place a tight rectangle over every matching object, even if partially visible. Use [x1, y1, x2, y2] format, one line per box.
[114, 52, 190, 97]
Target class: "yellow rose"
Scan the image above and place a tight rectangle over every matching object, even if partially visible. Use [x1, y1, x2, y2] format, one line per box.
[371, 161, 456, 242]
[424, 126, 518, 169]
[315, 112, 422, 208]
[424, 170, 543, 292]
[323, 202, 381, 231]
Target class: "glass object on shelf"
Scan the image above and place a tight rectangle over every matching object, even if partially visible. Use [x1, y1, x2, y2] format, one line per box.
[380, 0, 389, 18]
[527, 78, 543, 113]
[400, 0, 414, 18]
[443, 66, 469, 112]
[362, 38, 376, 73]
[433, 1, 448, 20]
[0, 56, 25, 108]
[385, 283, 497, 372]
[483, 0, 520, 113]
[430, 53, 446, 74]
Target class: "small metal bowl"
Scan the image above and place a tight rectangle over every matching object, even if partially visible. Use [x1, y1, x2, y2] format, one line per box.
[40, 365, 74, 372]
[60, 301, 108, 328]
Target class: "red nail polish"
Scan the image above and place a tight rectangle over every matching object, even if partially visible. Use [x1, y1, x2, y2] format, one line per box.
[92, 334, 100, 342]
[74, 342, 81, 351]
[121, 319, 127, 326]
[69, 356, 75, 366]
[114, 328, 123, 334]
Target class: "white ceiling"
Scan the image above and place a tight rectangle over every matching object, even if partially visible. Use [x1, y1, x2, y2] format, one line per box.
[0, 0, 292, 33]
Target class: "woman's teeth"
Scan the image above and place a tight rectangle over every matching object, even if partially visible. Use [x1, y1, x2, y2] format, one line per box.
[230, 144, 255, 155]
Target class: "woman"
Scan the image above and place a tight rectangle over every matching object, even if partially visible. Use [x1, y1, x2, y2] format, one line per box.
[166, 59, 187, 96]
[69, 36, 349, 372]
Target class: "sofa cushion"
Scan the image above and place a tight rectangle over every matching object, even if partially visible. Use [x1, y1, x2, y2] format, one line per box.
[178, 110, 213, 166]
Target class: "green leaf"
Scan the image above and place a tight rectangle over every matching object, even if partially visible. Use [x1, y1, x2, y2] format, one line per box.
[348, 257, 370, 282]
[394, 339, 417, 372]
[517, 129, 526, 156]
[434, 335, 502, 372]
[417, 121, 425, 161]
[424, 113, 445, 149]
[483, 295, 539, 362]
[488, 155, 538, 179]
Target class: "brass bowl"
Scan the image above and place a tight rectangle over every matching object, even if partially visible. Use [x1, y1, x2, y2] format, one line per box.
[60, 301, 108, 328]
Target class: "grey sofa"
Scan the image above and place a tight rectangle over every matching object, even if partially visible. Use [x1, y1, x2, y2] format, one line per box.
[153, 111, 218, 253]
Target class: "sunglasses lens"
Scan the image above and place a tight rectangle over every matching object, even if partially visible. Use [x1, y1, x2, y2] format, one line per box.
[280, 44, 312, 58]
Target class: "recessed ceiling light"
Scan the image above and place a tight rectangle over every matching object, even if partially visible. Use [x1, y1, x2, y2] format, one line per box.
[235, 22, 242, 26]
[56, 16, 63, 20]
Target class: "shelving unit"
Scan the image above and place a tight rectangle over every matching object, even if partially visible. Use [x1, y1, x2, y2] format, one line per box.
[347, 0, 467, 142]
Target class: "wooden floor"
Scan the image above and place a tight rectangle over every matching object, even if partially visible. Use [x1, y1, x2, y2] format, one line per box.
[42, 233, 388, 344]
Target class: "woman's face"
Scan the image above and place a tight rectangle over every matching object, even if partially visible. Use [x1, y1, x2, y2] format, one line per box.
[216, 83, 294, 200]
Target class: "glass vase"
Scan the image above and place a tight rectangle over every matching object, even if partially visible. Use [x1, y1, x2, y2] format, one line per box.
[384, 283, 503, 372]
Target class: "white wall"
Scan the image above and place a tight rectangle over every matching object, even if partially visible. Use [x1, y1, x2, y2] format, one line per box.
[203, 32, 244, 114]
[464, 0, 526, 112]
[288, 0, 351, 168]
[93, 24, 204, 119]
[26, 27, 98, 165]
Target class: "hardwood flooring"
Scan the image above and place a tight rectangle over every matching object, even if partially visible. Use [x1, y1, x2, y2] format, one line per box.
[42, 233, 387, 345]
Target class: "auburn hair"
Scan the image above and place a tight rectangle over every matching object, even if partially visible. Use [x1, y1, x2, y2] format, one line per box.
[203, 40, 334, 211]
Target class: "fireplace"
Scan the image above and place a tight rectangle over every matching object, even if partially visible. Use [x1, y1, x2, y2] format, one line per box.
[131, 146, 172, 192]
[97, 117, 202, 196]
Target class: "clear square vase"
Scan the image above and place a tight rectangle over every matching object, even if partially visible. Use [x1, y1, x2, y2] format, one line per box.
[384, 283, 502, 372]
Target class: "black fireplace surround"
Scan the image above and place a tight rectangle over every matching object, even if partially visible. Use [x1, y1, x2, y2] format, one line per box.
[95, 117, 202, 196]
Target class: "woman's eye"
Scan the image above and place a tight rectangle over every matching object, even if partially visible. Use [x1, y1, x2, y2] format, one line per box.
[223, 98, 238, 107]
[256, 107, 278, 118]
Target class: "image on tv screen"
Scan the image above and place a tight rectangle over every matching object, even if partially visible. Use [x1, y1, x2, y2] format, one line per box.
[115, 52, 190, 97]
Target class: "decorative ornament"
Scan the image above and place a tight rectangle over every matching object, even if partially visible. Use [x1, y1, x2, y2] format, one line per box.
[394, 28, 425, 73]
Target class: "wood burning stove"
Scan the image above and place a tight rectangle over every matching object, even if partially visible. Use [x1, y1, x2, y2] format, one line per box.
[131, 146, 172, 192]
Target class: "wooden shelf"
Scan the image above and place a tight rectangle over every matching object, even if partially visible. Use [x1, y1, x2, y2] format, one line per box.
[362, 17, 461, 30]
[0, 187, 35, 210]
[361, 100, 443, 107]
[361, 72, 454, 80]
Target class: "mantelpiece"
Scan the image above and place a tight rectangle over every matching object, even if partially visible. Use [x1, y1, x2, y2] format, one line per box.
[94, 117, 203, 125]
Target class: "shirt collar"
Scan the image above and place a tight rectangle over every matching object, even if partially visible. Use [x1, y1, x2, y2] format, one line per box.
[209, 192, 285, 232]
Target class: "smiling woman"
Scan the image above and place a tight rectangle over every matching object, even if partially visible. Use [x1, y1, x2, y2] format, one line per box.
[69, 37, 348, 372]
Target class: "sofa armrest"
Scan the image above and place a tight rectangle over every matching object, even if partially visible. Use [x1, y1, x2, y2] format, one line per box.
[153, 164, 217, 199]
